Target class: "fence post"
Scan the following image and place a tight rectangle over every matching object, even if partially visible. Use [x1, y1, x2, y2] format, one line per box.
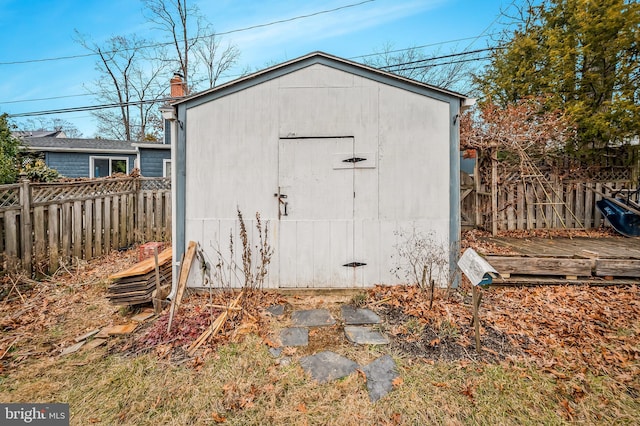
[491, 148, 498, 236]
[19, 174, 33, 275]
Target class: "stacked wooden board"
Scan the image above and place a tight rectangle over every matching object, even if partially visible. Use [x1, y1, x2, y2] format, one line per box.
[107, 248, 173, 305]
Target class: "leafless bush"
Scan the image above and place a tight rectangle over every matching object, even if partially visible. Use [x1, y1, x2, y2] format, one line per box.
[391, 227, 449, 308]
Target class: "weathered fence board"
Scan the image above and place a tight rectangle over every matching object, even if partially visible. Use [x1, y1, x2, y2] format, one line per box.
[0, 177, 171, 276]
[465, 176, 633, 233]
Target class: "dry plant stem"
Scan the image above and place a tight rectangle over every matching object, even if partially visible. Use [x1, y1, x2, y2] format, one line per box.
[188, 290, 244, 356]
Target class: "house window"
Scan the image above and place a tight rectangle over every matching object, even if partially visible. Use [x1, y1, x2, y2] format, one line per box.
[90, 156, 129, 178]
[163, 159, 172, 178]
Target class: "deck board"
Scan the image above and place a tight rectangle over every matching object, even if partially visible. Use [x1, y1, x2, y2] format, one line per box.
[478, 236, 640, 280]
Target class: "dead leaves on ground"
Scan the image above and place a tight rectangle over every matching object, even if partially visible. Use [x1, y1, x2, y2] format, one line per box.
[367, 283, 639, 390]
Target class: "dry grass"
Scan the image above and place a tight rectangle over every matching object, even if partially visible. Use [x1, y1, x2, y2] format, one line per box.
[2, 336, 638, 425]
[1, 248, 639, 425]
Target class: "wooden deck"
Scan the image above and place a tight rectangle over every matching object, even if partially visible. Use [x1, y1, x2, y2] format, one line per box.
[480, 236, 640, 284]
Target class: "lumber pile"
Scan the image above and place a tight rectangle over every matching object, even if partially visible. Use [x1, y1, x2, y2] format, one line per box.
[107, 247, 173, 305]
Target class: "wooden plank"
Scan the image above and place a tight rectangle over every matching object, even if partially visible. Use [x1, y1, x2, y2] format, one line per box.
[146, 193, 153, 241]
[535, 185, 544, 229]
[94, 198, 103, 257]
[525, 183, 534, 229]
[584, 182, 593, 228]
[4, 210, 19, 271]
[62, 202, 72, 263]
[33, 206, 46, 268]
[137, 190, 145, 243]
[595, 259, 640, 277]
[48, 204, 59, 272]
[104, 196, 111, 253]
[73, 200, 83, 259]
[155, 191, 163, 241]
[594, 183, 603, 227]
[20, 179, 33, 274]
[507, 185, 516, 230]
[497, 187, 505, 231]
[167, 241, 197, 332]
[127, 193, 135, 246]
[84, 199, 94, 260]
[112, 196, 119, 251]
[164, 192, 171, 240]
[575, 183, 585, 228]
[516, 183, 525, 230]
[565, 183, 574, 228]
[109, 247, 173, 279]
[119, 194, 127, 248]
[485, 256, 594, 277]
[491, 150, 498, 236]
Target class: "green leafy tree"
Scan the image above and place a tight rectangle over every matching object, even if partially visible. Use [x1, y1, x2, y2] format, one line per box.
[478, 0, 640, 154]
[0, 113, 21, 184]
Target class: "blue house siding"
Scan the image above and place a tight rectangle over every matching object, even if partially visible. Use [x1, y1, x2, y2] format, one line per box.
[45, 152, 136, 178]
[138, 148, 171, 177]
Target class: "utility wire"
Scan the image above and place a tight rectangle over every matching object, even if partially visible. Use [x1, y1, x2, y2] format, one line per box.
[378, 47, 499, 70]
[350, 33, 500, 59]
[8, 97, 174, 118]
[0, 0, 375, 66]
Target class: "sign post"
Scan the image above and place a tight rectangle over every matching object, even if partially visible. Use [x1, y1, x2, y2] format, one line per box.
[457, 248, 498, 353]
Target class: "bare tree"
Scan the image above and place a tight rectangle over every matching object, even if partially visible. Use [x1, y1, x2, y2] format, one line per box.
[194, 32, 240, 89]
[362, 43, 475, 93]
[75, 33, 170, 140]
[143, 0, 241, 92]
[16, 118, 83, 138]
[143, 0, 204, 92]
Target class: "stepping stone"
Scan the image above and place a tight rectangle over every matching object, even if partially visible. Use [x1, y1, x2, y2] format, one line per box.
[344, 326, 389, 345]
[268, 347, 283, 358]
[291, 309, 336, 327]
[280, 327, 308, 347]
[341, 305, 381, 325]
[266, 304, 285, 316]
[299, 351, 359, 384]
[361, 355, 399, 402]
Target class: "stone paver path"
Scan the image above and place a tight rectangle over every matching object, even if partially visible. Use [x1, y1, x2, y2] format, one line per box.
[291, 309, 336, 327]
[341, 305, 381, 325]
[266, 303, 397, 401]
[344, 326, 389, 345]
[361, 355, 399, 402]
[299, 351, 359, 384]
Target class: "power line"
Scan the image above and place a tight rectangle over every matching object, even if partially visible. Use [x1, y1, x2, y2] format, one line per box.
[0, 0, 375, 66]
[0, 93, 93, 105]
[385, 56, 493, 73]
[377, 47, 499, 70]
[8, 97, 174, 118]
[349, 33, 500, 60]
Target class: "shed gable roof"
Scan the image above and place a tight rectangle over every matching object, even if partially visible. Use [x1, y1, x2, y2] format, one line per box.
[172, 51, 469, 108]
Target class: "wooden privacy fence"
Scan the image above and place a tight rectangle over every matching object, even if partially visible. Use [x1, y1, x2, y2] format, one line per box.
[463, 177, 632, 232]
[0, 177, 171, 276]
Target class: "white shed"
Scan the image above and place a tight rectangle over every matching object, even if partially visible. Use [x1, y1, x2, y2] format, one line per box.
[164, 52, 471, 290]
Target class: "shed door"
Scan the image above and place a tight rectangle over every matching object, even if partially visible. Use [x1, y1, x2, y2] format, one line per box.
[277, 137, 357, 287]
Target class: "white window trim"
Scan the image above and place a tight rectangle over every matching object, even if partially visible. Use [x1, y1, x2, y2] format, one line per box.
[163, 159, 172, 178]
[89, 156, 130, 178]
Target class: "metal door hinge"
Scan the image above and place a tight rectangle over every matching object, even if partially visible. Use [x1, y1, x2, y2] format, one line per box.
[343, 262, 367, 268]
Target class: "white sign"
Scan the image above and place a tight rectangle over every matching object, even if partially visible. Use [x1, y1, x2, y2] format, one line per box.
[457, 248, 498, 286]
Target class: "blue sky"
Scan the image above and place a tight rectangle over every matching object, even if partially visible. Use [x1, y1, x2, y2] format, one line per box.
[0, 0, 515, 137]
